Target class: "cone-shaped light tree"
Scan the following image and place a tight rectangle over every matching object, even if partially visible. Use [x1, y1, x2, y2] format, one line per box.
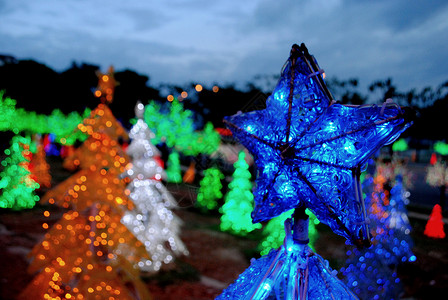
[196, 166, 224, 211]
[343, 161, 416, 299]
[166, 151, 182, 183]
[220, 151, 262, 235]
[22, 83, 152, 299]
[30, 134, 52, 190]
[0, 134, 39, 209]
[424, 204, 446, 239]
[120, 102, 188, 273]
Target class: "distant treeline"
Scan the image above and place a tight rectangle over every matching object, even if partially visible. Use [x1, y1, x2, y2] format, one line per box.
[0, 55, 447, 147]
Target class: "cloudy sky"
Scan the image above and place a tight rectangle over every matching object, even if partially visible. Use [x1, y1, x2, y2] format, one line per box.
[1, 0, 447, 93]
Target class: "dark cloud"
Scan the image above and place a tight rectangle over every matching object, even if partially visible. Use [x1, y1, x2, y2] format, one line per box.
[0, 0, 447, 93]
[123, 7, 169, 31]
[354, 0, 448, 32]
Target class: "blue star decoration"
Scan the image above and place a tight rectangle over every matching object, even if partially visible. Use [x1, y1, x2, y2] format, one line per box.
[224, 44, 413, 247]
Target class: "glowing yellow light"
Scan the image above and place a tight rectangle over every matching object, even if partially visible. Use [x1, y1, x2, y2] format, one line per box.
[195, 84, 203, 92]
[213, 85, 219, 93]
[167, 95, 174, 102]
[43, 211, 50, 217]
[87, 264, 93, 270]
[42, 223, 49, 229]
[88, 288, 94, 293]
[102, 75, 109, 82]
[66, 293, 72, 299]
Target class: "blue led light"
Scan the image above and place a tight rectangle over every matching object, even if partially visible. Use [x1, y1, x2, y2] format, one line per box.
[216, 217, 357, 300]
[343, 160, 416, 299]
[225, 44, 412, 245]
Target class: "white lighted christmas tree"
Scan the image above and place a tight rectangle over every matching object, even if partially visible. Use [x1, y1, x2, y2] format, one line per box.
[121, 102, 189, 273]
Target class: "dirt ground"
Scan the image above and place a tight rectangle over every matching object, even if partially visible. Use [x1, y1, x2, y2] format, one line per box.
[1, 157, 448, 300]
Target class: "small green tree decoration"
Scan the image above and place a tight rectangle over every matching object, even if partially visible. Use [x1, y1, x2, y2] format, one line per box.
[0, 135, 40, 209]
[220, 151, 262, 235]
[166, 151, 182, 183]
[392, 138, 408, 152]
[143, 99, 220, 156]
[196, 166, 224, 211]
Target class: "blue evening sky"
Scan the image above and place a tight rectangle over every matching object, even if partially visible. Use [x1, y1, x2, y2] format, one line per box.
[0, 0, 447, 94]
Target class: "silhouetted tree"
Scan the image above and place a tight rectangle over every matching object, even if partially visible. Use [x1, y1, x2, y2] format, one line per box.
[0, 60, 59, 114]
[113, 69, 161, 126]
[327, 77, 366, 105]
[58, 62, 100, 112]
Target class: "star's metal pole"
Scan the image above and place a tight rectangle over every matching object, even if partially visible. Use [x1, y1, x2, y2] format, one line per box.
[291, 205, 310, 299]
[292, 205, 309, 245]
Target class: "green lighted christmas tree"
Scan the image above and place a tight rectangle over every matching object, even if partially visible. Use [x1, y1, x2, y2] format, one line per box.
[220, 151, 261, 235]
[143, 99, 220, 156]
[166, 151, 182, 183]
[392, 138, 408, 152]
[196, 166, 224, 211]
[0, 134, 40, 209]
[0, 92, 90, 145]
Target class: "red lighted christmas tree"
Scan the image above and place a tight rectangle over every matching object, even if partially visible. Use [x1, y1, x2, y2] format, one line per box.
[424, 204, 446, 239]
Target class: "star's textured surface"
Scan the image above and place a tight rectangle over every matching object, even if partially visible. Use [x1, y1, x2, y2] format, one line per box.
[217, 218, 357, 300]
[224, 44, 412, 245]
